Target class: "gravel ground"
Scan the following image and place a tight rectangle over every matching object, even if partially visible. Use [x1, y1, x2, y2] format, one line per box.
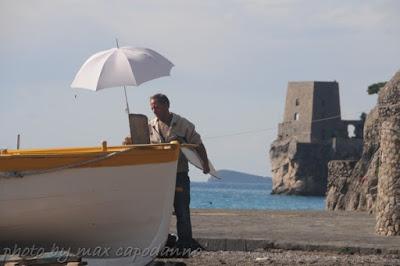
[152, 249, 400, 265]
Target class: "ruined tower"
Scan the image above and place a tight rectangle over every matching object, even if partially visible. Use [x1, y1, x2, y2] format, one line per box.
[278, 81, 342, 143]
[269, 81, 364, 196]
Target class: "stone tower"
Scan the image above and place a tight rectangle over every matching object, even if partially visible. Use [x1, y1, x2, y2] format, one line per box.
[270, 81, 364, 196]
[278, 81, 342, 143]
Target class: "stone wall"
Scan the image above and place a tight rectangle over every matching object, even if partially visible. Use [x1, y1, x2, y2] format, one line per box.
[325, 70, 400, 236]
[278, 121, 312, 142]
[331, 138, 363, 160]
[283, 82, 315, 123]
[376, 119, 400, 235]
[311, 82, 342, 142]
[375, 70, 400, 236]
[326, 160, 357, 210]
[325, 106, 380, 212]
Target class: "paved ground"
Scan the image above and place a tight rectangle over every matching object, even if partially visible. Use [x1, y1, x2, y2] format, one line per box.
[170, 209, 400, 254]
[153, 250, 400, 265]
[3, 210, 400, 265]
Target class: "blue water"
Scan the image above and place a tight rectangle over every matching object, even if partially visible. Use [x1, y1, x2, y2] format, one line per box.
[190, 181, 325, 210]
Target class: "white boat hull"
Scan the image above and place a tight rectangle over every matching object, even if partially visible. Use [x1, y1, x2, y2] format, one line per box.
[0, 144, 180, 265]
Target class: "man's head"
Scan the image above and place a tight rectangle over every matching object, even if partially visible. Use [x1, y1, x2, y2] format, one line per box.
[150, 93, 170, 120]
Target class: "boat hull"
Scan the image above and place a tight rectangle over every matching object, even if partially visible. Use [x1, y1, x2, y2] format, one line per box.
[0, 144, 179, 265]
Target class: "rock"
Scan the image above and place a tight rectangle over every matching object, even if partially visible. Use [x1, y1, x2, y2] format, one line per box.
[376, 118, 400, 236]
[326, 105, 381, 212]
[324, 69, 400, 236]
[270, 138, 333, 195]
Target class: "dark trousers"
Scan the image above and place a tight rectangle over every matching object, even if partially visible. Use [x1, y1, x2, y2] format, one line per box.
[174, 172, 192, 248]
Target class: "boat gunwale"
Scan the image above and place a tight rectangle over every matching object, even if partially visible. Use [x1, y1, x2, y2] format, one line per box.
[0, 143, 182, 172]
[0, 143, 179, 157]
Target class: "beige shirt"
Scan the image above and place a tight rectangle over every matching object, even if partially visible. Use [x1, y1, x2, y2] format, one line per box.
[149, 113, 203, 173]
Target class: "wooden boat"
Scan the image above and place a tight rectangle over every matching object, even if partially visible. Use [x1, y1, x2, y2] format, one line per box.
[0, 141, 180, 265]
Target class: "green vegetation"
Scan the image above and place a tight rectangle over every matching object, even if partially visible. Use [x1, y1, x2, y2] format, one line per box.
[360, 112, 367, 121]
[367, 82, 387, 95]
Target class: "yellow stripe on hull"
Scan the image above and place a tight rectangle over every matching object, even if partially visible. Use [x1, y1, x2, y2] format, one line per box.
[0, 143, 180, 172]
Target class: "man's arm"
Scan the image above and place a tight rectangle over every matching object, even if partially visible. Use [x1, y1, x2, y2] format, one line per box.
[181, 117, 210, 174]
[195, 143, 210, 174]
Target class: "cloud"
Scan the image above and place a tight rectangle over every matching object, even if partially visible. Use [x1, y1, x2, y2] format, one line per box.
[235, 0, 399, 33]
[316, 1, 399, 32]
[1, 0, 398, 72]
[0, 1, 234, 68]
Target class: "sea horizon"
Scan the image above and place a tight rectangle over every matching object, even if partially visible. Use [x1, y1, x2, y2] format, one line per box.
[190, 180, 325, 211]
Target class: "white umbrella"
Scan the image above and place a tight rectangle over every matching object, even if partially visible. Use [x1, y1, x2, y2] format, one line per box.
[71, 46, 174, 113]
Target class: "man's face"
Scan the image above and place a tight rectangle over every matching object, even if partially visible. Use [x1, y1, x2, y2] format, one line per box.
[150, 98, 169, 118]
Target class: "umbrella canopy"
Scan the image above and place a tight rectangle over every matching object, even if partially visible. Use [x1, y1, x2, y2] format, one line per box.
[71, 47, 174, 91]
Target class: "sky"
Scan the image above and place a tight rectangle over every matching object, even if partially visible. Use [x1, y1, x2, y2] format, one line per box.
[0, 0, 399, 181]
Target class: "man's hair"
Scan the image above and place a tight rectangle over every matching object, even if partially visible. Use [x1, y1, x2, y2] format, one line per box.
[150, 93, 170, 107]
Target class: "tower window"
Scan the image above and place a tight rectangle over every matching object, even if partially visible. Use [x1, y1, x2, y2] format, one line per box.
[347, 124, 356, 138]
[295, 98, 300, 106]
[294, 112, 300, 121]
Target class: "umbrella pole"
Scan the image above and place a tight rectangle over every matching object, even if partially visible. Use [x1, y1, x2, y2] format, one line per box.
[116, 38, 133, 142]
[123, 86, 130, 114]
[116, 38, 131, 115]
[124, 86, 134, 144]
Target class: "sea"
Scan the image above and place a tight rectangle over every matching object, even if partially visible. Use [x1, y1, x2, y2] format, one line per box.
[190, 181, 325, 210]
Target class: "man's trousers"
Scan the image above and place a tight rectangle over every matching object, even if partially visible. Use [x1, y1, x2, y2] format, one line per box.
[174, 172, 192, 248]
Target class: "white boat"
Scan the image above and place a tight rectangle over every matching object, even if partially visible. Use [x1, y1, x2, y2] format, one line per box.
[0, 141, 180, 265]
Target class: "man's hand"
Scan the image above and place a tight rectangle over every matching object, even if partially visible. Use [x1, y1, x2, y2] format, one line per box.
[203, 161, 210, 174]
[195, 143, 210, 175]
[170, 135, 186, 144]
[122, 137, 132, 145]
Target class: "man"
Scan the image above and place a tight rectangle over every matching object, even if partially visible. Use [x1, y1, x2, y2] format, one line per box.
[149, 93, 210, 251]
